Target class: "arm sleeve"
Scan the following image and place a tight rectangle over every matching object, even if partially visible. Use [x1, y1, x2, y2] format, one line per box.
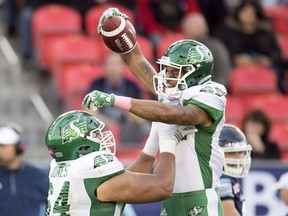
[217, 177, 235, 200]
[142, 122, 159, 156]
[182, 84, 227, 121]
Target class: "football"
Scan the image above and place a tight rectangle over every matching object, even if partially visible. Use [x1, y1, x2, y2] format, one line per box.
[101, 16, 137, 54]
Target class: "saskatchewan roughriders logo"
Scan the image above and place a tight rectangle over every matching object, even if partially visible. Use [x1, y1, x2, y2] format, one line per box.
[189, 206, 204, 216]
[161, 206, 204, 216]
[94, 153, 113, 168]
[62, 118, 87, 144]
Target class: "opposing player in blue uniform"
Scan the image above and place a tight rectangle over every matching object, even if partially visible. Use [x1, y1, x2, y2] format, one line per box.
[217, 124, 252, 216]
[45, 110, 192, 216]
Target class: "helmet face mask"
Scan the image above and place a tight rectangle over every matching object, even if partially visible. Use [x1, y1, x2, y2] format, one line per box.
[153, 39, 214, 99]
[219, 124, 252, 178]
[153, 66, 186, 99]
[45, 111, 116, 162]
[222, 144, 252, 178]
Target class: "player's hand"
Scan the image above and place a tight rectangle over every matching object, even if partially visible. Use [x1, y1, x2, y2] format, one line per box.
[82, 90, 115, 110]
[158, 123, 197, 144]
[173, 126, 198, 143]
[98, 7, 129, 34]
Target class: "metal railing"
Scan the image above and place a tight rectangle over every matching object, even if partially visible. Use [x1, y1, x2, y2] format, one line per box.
[0, 35, 21, 121]
[0, 35, 53, 167]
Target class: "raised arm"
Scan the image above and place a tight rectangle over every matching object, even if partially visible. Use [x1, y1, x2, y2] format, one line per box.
[120, 43, 157, 94]
[97, 7, 157, 94]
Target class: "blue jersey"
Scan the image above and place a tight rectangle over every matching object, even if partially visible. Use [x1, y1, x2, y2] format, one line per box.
[0, 163, 49, 216]
[217, 174, 247, 216]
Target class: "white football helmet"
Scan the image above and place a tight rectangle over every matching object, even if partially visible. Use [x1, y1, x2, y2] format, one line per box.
[219, 124, 252, 178]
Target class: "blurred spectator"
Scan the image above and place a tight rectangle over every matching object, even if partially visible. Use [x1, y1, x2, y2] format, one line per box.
[113, 0, 136, 11]
[197, 0, 228, 37]
[242, 109, 281, 160]
[18, 0, 69, 61]
[86, 52, 141, 125]
[86, 52, 150, 146]
[223, 0, 242, 15]
[136, 0, 200, 49]
[0, 122, 49, 216]
[215, 0, 285, 92]
[274, 172, 288, 206]
[181, 12, 232, 88]
[18, 0, 109, 61]
[3, 0, 24, 36]
[198, 0, 244, 37]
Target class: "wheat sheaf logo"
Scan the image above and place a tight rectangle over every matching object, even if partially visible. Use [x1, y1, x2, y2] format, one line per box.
[94, 153, 113, 168]
[62, 118, 87, 144]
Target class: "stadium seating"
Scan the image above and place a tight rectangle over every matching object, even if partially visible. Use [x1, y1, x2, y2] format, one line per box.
[96, 34, 155, 66]
[37, 33, 75, 71]
[32, 4, 82, 69]
[270, 123, 288, 161]
[229, 65, 279, 104]
[244, 93, 288, 124]
[264, 6, 288, 36]
[50, 34, 102, 76]
[225, 94, 245, 127]
[85, 3, 135, 38]
[278, 35, 288, 60]
[56, 61, 103, 110]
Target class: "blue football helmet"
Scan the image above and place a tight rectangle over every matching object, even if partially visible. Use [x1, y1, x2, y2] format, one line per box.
[219, 123, 252, 178]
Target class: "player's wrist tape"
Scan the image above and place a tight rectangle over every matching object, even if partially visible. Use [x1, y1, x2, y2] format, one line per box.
[143, 144, 159, 157]
[159, 140, 176, 155]
[114, 95, 132, 111]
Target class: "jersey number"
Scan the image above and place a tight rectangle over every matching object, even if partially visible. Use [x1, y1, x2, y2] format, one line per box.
[47, 181, 71, 215]
[200, 86, 225, 97]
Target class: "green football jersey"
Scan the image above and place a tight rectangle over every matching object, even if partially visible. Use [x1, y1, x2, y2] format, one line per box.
[47, 151, 125, 216]
[158, 81, 227, 215]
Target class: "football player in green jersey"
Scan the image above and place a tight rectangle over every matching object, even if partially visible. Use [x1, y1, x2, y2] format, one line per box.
[82, 8, 227, 216]
[45, 110, 192, 216]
